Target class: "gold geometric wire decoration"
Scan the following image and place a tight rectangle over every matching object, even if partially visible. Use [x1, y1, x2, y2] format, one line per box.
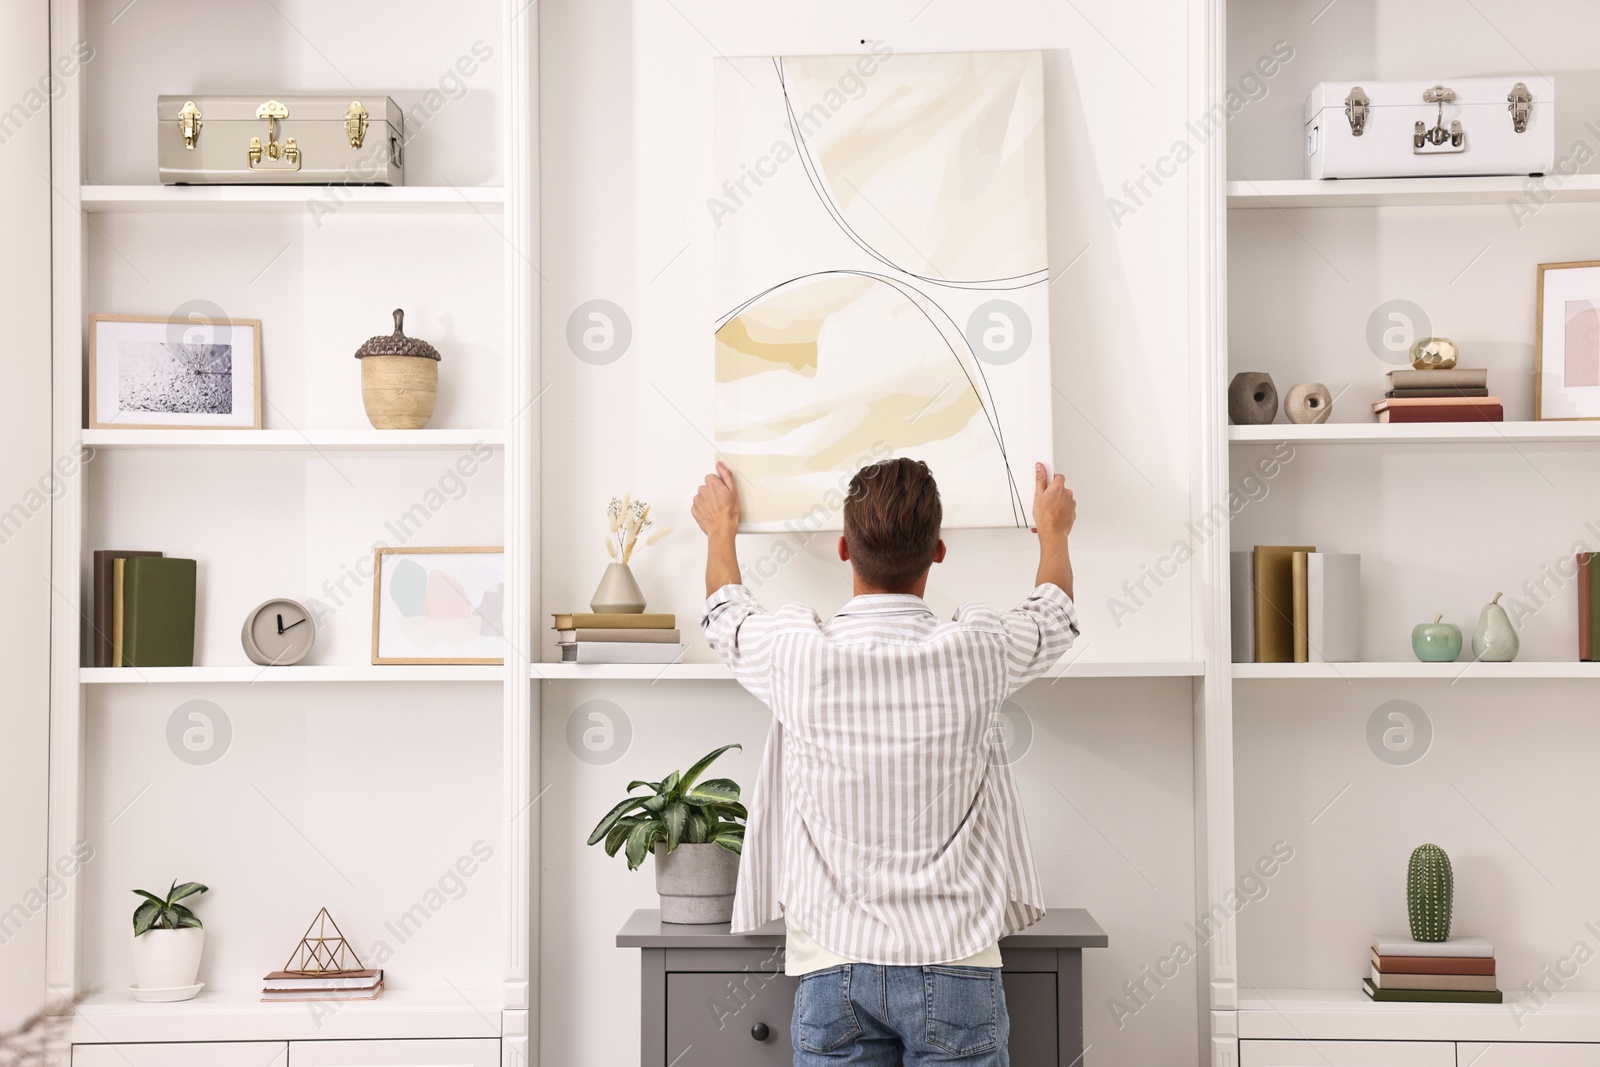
[283, 907, 366, 975]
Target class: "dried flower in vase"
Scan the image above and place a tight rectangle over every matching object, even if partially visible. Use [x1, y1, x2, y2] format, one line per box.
[604, 494, 671, 566]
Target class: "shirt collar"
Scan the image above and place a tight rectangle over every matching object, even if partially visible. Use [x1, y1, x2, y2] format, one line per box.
[833, 593, 934, 618]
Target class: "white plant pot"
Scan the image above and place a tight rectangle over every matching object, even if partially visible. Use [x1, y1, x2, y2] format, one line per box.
[130, 927, 204, 991]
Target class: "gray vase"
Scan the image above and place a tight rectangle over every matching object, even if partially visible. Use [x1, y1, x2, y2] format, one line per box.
[590, 563, 646, 613]
[1229, 372, 1278, 425]
[654, 842, 741, 924]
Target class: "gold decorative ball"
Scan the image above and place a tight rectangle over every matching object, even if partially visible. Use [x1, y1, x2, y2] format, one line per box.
[1409, 337, 1459, 370]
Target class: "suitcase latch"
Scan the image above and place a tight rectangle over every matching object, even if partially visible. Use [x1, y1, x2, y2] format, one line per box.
[177, 100, 201, 150]
[344, 101, 369, 149]
[1414, 85, 1465, 153]
[1508, 82, 1533, 133]
[249, 100, 301, 171]
[1344, 86, 1369, 136]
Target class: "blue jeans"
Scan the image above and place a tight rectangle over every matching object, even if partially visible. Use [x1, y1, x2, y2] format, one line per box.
[791, 963, 1010, 1066]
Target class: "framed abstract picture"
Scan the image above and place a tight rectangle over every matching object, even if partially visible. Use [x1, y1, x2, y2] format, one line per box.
[89, 314, 262, 429]
[1536, 261, 1600, 420]
[371, 547, 505, 665]
[712, 49, 1054, 531]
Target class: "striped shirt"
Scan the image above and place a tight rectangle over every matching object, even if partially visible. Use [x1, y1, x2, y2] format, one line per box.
[701, 582, 1080, 965]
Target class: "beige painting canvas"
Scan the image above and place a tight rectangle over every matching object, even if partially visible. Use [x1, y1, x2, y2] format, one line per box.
[713, 49, 1053, 531]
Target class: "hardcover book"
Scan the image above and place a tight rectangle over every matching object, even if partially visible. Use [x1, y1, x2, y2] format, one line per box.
[1253, 546, 1314, 664]
[559, 642, 685, 664]
[1581, 553, 1596, 662]
[1230, 551, 1255, 664]
[1372, 935, 1494, 958]
[557, 628, 681, 644]
[551, 613, 675, 630]
[1368, 965, 1498, 991]
[1371, 952, 1495, 975]
[1385, 387, 1490, 399]
[120, 556, 197, 667]
[92, 549, 162, 667]
[1376, 404, 1504, 424]
[1387, 368, 1489, 389]
[1291, 551, 1310, 663]
[1362, 977, 1502, 1003]
[1306, 553, 1360, 663]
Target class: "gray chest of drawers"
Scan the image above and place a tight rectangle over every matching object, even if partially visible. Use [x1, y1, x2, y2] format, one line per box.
[618, 908, 1107, 1066]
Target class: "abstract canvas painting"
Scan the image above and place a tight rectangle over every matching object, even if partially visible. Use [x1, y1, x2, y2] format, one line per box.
[1536, 262, 1600, 419]
[371, 547, 505, 664]
[713, 49, 1053, 530]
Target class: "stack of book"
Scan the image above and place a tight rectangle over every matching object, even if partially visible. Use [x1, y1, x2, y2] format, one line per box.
[1373, 368, 1502, 424]
[1364, 935, 1501, 1003]
[261, 968, 384, 1002]
[554, 612, 684, 664]
[91, 550, 198, 667]
[1579, 553, 1600, 661]
[1231, 547, 1360, 663]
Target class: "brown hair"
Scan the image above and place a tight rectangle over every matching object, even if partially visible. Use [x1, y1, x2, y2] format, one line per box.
[842, 458, 942, 592]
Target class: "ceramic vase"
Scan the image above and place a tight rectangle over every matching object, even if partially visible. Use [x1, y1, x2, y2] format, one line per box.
[1285, 383, 1333, 424]
[590, 563, 646, 613]
[654, 842, 740, 924]
[130, 927, 204, 993]
[1228, 372, 1278, 425]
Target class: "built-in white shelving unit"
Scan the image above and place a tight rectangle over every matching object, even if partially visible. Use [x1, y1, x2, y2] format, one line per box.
[531, 660, 1206, 682]
[1234, 662, 1600, 681]
[1227, 175, 1600, 209]
[80, 665, 505, 684]
[78, 184, 507, 214]
[1229, 422, 1600, 444]
[83, 429, 506, 451]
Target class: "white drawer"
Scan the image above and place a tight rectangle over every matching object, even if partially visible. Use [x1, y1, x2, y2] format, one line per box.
[75, 1043, 287, 1067]
[289, 1039, 499, 1067]
[1240, 1040, 1455, 1067]
[1460, 1045, 1600, 1066]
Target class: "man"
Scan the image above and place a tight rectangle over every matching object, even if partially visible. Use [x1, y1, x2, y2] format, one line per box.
[693, 456, 1078, 1066]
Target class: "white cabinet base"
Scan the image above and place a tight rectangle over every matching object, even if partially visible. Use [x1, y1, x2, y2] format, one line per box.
[1459, 1045, 1600, 1066]
[74, 1044, 287, 1067]
[1240, 1040, 1455, 1067]
[289, 1039, 500, 1067]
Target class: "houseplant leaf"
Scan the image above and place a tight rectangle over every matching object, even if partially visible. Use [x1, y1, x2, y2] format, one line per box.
[662, 800, 688, 852]
[680, 744, 741, 790]
[683, 779, 740, 805]
[587, 796, 649, 845]
[132, 899, 162, 936]
[624, 820, 663, 871]
[167, 882, 208, 904]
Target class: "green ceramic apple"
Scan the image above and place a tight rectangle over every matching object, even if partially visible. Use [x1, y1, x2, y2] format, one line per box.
[1471, 591, 1519, 662]
[1412, 613, 1462, 662]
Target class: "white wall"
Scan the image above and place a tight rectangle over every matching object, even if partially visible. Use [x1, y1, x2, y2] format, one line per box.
[539, 1, 1206, 1063]
[0, 0, 54, 1030]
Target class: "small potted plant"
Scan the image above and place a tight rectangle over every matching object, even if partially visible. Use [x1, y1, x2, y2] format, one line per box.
[130, 880, 208, 1000]
[587, 744, 744, 923]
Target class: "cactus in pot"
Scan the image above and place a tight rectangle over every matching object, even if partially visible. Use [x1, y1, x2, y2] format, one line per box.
[1407, 843, 1453, 942]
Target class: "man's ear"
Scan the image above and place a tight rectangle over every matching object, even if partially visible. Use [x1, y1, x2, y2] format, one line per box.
[932, 539, 947, 564]
[837, 535, 850, 562]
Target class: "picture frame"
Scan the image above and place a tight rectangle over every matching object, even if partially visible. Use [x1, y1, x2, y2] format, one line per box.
[1535, 260, 1600, 420]
[371, 546, 506, 665]
[89, 314, 262, 429]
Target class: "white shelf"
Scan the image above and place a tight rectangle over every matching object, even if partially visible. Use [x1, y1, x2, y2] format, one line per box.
[1227, 175, 1600, 209]
[79, 184, 506, 214]
[1234, 661, 1600, 680]
[81, 665, 504, 684]
[70, 988, 502, 1044]
[1230, 422, 1600, 445]
[532, 659, 1205, 681]
[82, 429, 504, 451]
[1239, 987, 1600, 1042]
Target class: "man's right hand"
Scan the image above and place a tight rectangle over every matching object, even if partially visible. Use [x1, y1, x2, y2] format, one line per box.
[1032, 463, 1076, 540]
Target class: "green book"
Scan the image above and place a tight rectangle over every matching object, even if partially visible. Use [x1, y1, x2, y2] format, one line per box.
[1362, 977, 1502, 1003]
[121, 557, 197, 667]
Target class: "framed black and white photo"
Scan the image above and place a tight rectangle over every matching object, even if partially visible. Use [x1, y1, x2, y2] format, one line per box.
[1536, 261, 1600, 421]
[89, 314, 262, 429]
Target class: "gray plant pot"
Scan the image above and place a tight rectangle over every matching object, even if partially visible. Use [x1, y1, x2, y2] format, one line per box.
[654, 842, 740, 924]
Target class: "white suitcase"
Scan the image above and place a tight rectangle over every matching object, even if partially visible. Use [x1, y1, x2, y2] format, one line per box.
[1303, 77, 1554, 179]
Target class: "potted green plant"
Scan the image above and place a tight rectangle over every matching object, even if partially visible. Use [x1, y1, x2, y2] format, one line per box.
[587, 744, 745, 923]
[129, 880, 208, 1000]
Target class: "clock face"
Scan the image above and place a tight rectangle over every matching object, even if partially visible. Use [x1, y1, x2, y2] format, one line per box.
[242, 598, 316, 666]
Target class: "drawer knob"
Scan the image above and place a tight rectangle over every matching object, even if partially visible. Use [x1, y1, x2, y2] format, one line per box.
[751, 1022, 770, 1042]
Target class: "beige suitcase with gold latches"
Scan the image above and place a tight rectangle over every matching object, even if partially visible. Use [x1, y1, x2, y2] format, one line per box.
[157, 94, 404, 185]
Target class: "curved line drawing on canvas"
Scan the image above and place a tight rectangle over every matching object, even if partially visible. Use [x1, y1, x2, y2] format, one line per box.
[774, 58, 1050, 293]
[716, 269, 1028, 526]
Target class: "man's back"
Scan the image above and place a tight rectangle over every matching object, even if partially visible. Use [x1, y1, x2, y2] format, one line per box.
[703, 582, 1077, 964]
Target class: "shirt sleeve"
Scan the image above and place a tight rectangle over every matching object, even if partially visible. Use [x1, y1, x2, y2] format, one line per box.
[701, 583, 781, 710]
[1000, 583, 1080, 693]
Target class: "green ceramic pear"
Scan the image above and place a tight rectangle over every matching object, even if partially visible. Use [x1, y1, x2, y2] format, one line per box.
[1471, 592, 1519, 662]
